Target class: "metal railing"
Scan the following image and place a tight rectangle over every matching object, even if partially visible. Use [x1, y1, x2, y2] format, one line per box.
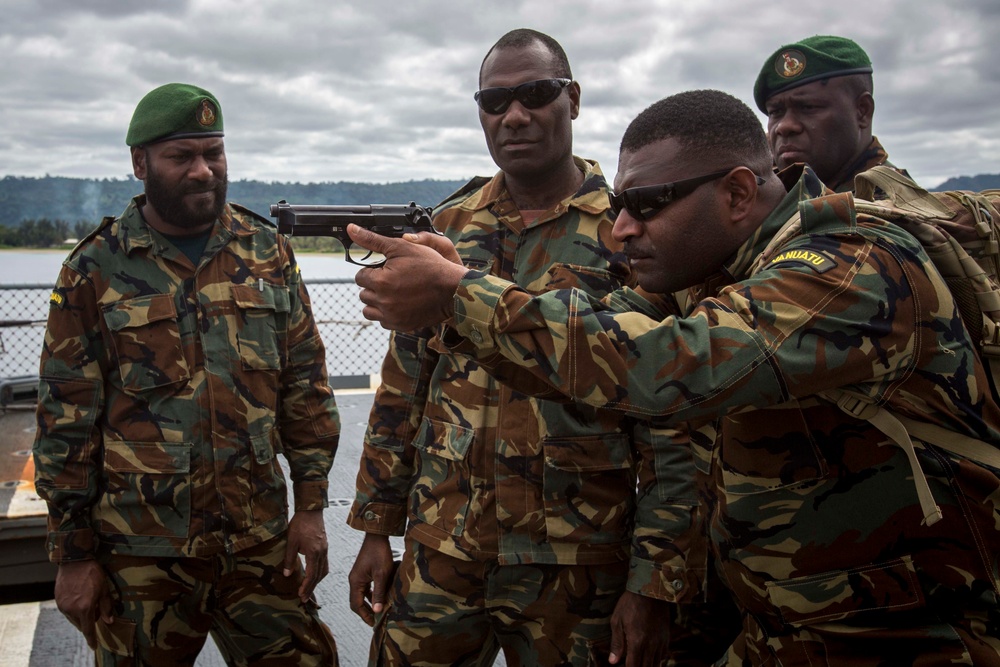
[0, 279, 388, 385]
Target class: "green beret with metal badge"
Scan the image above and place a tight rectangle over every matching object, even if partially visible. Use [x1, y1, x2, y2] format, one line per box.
[125, 82, 224, 146]
[753, 35, 872, 112]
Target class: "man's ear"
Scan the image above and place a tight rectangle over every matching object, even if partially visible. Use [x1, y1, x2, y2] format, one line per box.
[568, 81, 581, 120]
[131, 146, 147, 180]
[724, 167, 760, 223]
[857, 92, 874, 130]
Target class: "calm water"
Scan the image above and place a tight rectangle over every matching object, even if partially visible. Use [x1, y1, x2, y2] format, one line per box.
[0, 249, 357, 285]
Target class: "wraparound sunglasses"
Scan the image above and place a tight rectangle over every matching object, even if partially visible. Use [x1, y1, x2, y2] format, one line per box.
[609, 169, 765, 221]
[474, 78, 572, 115]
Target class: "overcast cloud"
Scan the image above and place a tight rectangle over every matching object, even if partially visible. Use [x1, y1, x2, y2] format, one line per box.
[2, 0, 998, 188]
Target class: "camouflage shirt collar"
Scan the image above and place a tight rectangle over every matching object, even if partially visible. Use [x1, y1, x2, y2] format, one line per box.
[830, 136, 890, 192]
[459, 156, 610, 218]
[720, 165, 832, 281]
[116, 195, 255, 254]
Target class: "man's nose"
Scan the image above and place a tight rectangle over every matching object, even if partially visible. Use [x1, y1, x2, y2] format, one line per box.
[187, 156, 213, 180]
[770, 111, 801, 136]
[611, 211, 641, 243]
[501, 101, 531, 129]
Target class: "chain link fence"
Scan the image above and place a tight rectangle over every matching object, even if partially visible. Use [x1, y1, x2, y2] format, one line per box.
[0, 279, 389, 386]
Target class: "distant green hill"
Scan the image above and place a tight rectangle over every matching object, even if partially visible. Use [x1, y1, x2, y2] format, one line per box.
[0, 175, 468, 227]
[932, 173, 1000, 192]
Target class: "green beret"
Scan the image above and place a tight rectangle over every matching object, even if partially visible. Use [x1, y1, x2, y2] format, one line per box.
[126, 83, 224, 146]
[753, 35, 872, 112]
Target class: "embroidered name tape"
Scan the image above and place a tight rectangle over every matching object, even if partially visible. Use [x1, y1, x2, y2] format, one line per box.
[768, 249, 835, 273]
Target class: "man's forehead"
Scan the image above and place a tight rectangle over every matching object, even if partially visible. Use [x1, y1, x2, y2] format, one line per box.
[481, 43, 555, 83]
[615, 138, 691, 187]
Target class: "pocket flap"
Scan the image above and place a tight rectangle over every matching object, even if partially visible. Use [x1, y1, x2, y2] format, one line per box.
[232, 282, 290, 312]
[413, 418, 474, 462]
[251, 431, 275, 464]
[104, 441, 191, 474]
[103, 294, 176, 331]
[765, 555, 925, 627]
[543, 433, 631, 472]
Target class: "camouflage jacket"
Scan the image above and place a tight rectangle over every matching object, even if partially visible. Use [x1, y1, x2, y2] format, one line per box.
[349, 159, 707, 602]
[446, 166, 1000, 663]
[828, 135, 910, 193]
[33, 196, 340, 562]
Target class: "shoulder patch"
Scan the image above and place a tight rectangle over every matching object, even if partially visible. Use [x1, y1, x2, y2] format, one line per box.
[49, 289, 66, 308]
[768, 249, 836, 273]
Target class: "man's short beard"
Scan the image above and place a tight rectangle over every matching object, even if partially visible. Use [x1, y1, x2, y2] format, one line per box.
[144, 153, 228, 231]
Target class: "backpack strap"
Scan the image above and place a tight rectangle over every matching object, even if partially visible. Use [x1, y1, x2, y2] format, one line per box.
[824, 388, 1000, 522]
[823, 390, 944, 527]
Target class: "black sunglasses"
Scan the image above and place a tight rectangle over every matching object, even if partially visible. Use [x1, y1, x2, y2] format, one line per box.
[474, 78, 572, 115]
[609, 168, 765, 221]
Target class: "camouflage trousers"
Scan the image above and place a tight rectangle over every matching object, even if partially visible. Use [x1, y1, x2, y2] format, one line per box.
[369, 537, 631, 666]
[94, 535, 339, 666]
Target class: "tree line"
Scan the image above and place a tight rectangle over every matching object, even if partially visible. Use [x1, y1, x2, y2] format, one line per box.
[0, 218, 95, 248]
[0, 174, 469, 249]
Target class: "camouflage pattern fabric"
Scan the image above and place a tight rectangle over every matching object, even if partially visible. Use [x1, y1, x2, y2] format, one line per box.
[95, 535, 338, 666]
[447, 165, 1000, 664]
[350, 159, 714, 661]
[369, 537, 627, 667]
[33, 194, 341, 562]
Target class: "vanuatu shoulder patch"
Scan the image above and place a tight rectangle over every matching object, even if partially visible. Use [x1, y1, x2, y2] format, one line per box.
[49, 289, 65, 307]
[768, 248, 835, 273]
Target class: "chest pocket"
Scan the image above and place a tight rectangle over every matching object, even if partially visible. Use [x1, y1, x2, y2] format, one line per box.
[719, 404, 829, 495]
[104, 294, 191, 393]
[232, 282, 290, 371]
[542, 432, 634, 544]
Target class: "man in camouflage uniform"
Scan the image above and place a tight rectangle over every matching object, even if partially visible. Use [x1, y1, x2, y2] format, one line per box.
[755, 35, 909, 193]
[346, 29, 714, 667]
[350, 89, 1000, 664]
[33, 83, 341, 666]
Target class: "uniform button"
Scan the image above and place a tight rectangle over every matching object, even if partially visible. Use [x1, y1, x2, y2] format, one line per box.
[671, 579, 684, 591]
[470, 328, 484, 344]
[363, 510, 377, 521]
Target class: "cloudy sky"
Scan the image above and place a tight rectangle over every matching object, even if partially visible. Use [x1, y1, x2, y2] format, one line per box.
[3, 0, 998, 189]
